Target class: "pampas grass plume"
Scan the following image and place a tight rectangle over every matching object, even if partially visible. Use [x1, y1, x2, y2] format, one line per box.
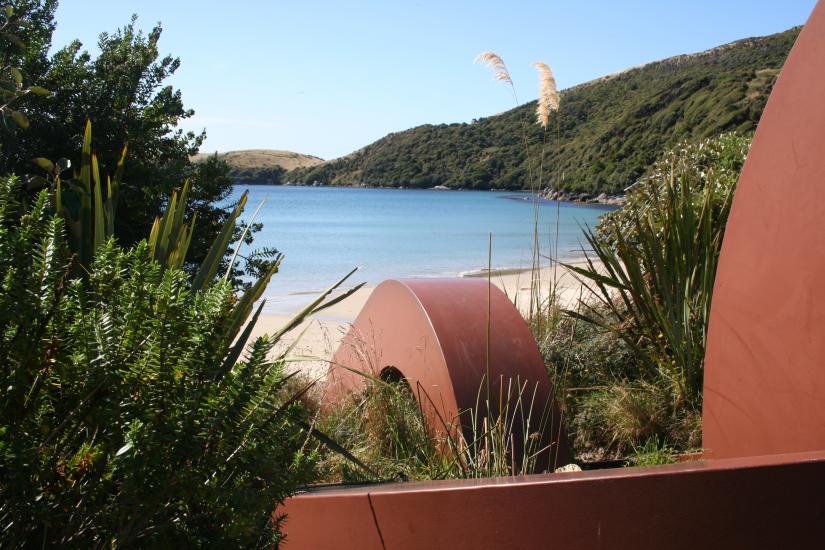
[474, 51, 513, 85]
[533, 61, 560, 128]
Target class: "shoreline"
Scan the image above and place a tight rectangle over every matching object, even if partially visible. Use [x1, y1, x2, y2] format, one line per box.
[240, 182, 625, 207]
[460, 260, 587, 279]
[262, 256, 592, 316]
[248, 259, 601, 378]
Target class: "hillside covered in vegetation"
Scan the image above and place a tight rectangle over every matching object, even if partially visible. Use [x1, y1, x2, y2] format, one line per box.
[194, 149, 323, 183]
[288, 27, 797, 193]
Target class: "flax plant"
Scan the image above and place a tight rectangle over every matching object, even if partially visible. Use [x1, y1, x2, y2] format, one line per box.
[564, 139, 740, 415]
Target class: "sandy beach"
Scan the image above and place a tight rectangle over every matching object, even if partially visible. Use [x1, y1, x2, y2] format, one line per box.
[249, 260, 600, 376]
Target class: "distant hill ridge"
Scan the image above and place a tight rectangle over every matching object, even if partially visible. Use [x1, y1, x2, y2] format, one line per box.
[193, 149, 323, 183]
[287, 26, 799, 194]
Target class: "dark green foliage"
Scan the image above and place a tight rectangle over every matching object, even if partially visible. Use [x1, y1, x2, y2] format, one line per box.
[230, 164, 287, 184]
[628, 437, 677, 467]
[541, 305, 645, 458]
[37, 120, 127, 273]
[544, 308, 639, 392]
[288, 28, 795, 192]
[567, 133, 746, 408]
[0, 3, 238, 271]
[0, 1, 56, 80]
[546, 306, 698, 460]
[33, 119, 258, 286]
[0, 2, 52, 134]
[0, 177, 315, 547]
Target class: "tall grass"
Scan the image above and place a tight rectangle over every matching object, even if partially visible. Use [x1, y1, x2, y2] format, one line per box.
[471, 53, 747, 462]
[475, 52, 564, 339]
[316, 378, 445, 482]
[316, 373, 562, 482]
[458, 375, 559, 477]
[474, 54, 576, 466]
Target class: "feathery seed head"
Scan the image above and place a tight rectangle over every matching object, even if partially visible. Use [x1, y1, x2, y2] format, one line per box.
[533, 61, 560, 128]
[474, 51, 513, 85]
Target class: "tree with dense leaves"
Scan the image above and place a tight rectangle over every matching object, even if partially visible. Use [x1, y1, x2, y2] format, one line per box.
[1, 2, 244, 271]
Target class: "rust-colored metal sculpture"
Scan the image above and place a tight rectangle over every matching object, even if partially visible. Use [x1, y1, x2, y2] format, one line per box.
[283, 450, 825, 550]
[324, 278, 569, 469]
[701, 2, 825, 459]
[278, 4, 825, 548]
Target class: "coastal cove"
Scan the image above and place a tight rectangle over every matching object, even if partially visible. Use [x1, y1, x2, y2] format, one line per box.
[230, 185, 614, 314]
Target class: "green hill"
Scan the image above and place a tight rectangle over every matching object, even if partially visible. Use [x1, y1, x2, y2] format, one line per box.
[193, 149, 323, 183]
[288, 27, 798, 194]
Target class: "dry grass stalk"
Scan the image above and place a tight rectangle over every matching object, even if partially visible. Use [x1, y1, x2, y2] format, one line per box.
[532, 61, 560, 128]
[474, 51, 513, 85]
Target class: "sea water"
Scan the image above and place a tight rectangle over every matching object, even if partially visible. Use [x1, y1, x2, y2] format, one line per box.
[228, 185, 614, 313]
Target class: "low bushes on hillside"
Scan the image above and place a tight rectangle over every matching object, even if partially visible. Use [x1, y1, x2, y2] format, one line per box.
[287, 28, 791, 192]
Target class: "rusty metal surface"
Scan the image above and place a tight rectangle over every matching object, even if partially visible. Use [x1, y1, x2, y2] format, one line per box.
[702, 1, 825, 458]
[278, 491, 384, 550]
[325, 278, 570, 468]
[280, 450, 825, 549]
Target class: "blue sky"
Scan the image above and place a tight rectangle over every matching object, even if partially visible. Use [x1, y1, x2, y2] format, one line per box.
[52, 1, 816, 160]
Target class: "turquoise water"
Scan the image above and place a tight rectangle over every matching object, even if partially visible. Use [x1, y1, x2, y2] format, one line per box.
[229, 186, 613, 313]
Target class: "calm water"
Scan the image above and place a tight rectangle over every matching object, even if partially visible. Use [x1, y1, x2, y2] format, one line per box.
[228, 186, 613, 313]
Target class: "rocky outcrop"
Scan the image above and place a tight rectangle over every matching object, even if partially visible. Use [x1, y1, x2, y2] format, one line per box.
[543, 189, 626, 206]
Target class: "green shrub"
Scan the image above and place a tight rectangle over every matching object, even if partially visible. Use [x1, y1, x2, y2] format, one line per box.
[557, 133, 749, 456]
[598, 132, 750, 243]
[2, 5, 240, 273]
[0, 5, 50, 133]
[628, 436, 677, 467]
[0, 175, 348, 547]
[571, 383, 671, 458]
[542, 304, 640, 459]
[543, 304, 639, 391]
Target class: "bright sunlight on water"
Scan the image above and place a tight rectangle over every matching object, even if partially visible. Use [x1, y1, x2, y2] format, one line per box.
[229, 186, 614, 313]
